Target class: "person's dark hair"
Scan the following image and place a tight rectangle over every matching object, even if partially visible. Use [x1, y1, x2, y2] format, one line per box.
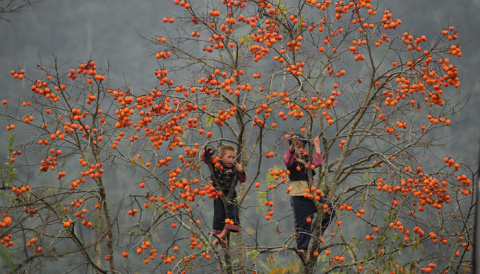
[288, 133, 308, 146]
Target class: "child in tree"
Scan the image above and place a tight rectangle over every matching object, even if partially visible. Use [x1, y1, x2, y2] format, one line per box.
[284, 134, 335, 256]
[201, 144, 247, 246]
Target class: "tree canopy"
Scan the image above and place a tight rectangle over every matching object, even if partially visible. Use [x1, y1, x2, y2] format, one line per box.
[0, 0, 474, 273]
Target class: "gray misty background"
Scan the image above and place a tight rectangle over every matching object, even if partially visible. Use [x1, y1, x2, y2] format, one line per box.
[1, 0, 478, 160]
[0, 0, 479, 271]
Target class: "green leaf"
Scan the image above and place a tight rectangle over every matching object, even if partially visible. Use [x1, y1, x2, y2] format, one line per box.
[266, 165, 279, 183]
[205, 116, 214, 127]
[266, 171, 275, 183]
[275, 0, 287, 15]
[364, 249, 372, 260]
[0, 246, 15, 272]
[257, 191, 267, 201]
[409, 260, 416, 272]
[245, 227, 256, 235]
[420, 243, 426, 255]
[411, 236, 419, 252]
[256, 191, 267, 213]
[297, 17, 304, 32]
[270, 268, 278, 274]
[240, 35, 253, 47]
[247, 250, 259, 260]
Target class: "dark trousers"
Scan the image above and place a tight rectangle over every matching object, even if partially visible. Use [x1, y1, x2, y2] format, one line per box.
[291, 196, 335, 250]
[213, 191, 240, 233]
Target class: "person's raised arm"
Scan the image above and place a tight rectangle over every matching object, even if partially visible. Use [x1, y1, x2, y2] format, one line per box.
[284, 136, 298, 168]
[201, 147, 217, 164]
[312, 136, 324, 168]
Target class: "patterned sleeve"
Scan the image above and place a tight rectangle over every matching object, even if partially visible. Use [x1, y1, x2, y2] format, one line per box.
[200, 149, 215, 164]
[237, 171, 247, 183]
[312, 151, 324, 168]
[284, 149, 295, 168]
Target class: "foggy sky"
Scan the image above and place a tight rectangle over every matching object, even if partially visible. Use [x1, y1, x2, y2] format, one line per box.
[1, 0, 478, 160]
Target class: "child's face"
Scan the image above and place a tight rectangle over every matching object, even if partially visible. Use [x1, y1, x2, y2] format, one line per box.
[294, 143, 305, 157]
[220, 150, 236, 167]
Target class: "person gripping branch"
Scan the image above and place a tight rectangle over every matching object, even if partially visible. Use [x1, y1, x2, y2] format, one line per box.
[201, 144, 247, 246]
[284, 134, 335, 256]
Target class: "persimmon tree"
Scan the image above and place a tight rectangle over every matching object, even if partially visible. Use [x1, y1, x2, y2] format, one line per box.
[0, 0, 474, 273]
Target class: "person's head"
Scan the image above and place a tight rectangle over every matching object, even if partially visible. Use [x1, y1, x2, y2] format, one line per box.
[219, 145, 236, 167]
[289, 134, 307, 157]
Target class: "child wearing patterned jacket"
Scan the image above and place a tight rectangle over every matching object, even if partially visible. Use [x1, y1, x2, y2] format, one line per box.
[201, 144, 247, 246]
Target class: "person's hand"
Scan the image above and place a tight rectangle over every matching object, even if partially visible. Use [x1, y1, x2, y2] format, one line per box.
[289, 135, 299, 152]
[289, 142, 296, 152]
[234, 161, 243, 173]
[314, 136, 320, 147]
[207, 147, 217, 155]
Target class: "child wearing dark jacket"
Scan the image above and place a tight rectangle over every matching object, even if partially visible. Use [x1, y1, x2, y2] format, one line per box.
[201, 144, 247, 246]
[284, 134, 335, 255]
